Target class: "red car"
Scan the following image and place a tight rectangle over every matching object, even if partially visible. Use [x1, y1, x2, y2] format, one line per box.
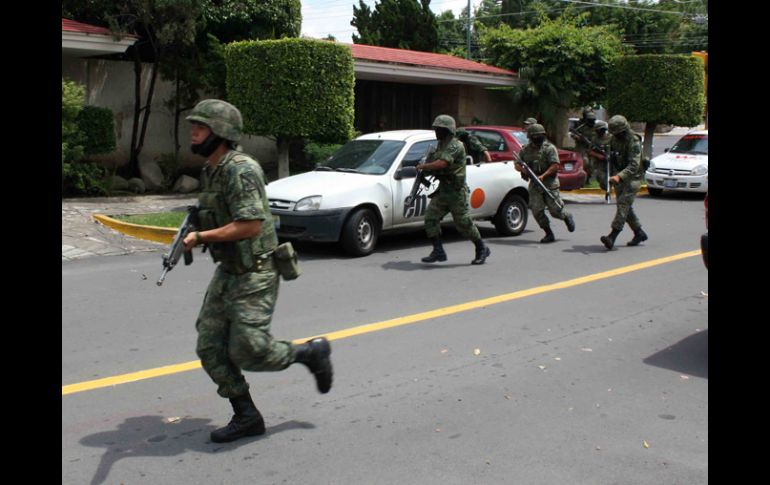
[463, 125, 587, 190]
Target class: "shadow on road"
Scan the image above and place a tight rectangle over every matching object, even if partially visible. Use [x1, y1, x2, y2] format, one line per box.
[643, 329, 708, 379]
[79, 415, 315, 485]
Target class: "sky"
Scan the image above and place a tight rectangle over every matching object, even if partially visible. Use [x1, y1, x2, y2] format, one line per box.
[300, 0, 477, 44]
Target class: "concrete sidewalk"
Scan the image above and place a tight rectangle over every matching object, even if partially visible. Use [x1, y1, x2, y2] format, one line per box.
[62, 194, 197, 261]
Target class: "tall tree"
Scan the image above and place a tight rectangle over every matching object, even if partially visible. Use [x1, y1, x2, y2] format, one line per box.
[607, 54, 705, 159]
[482, 18, 627, 142]
[352, 0, 439, 52]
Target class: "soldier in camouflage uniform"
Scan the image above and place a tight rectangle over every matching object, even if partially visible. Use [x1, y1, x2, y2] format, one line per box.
[456, 128, 492, 165]
[591, 120, 612, 194]
[571, 107, 597, 184]
[515, 124, 576, 243]
[418, 115, 491, 265]
[599, 115, 649, 250]
[523, 117, 538, 131]
[181, 99, 333, 443]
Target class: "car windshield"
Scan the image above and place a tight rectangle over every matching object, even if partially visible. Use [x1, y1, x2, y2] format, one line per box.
[670, 134, 708, 155]
[317, 140, 405, 175]
[510, 131, 528, 147]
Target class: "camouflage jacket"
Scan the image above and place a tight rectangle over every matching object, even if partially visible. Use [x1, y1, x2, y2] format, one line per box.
[197, 150, 278, 272]
[519, 140, 560, 188]
[428, 136, 467, 190]
[610, 133, 644, 183]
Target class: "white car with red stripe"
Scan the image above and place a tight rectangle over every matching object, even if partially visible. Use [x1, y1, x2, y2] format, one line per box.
[645, 130, 708, 195]
[267, 130, 530, 256]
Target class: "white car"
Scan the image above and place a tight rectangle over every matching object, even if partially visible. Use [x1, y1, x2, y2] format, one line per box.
[267, 130, 530, 256]
[645, 130, 708, 195]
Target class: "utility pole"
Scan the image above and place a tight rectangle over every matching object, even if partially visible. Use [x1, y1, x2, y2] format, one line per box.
[466, 0, 472, 59]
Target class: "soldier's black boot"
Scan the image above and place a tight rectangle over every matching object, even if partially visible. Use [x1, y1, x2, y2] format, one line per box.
[600, 228, 621, 250]
[210, 392, 266, 443]
[421, 238, 447, 263]
[564, 214, 576, 233]
[540, 227, 555, 243]
[471, 239, 491, 265]
[294, 337, 333, 394]
[627, 227, 648, 246]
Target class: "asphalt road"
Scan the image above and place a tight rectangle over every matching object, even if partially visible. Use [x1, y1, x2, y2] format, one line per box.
[62, 193, 708, 485]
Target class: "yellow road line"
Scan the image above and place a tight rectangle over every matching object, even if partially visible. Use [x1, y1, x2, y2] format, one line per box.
[62, 250, 700, 396]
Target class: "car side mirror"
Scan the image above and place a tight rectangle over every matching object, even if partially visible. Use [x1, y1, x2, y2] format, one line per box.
[664, 148, 669, 153]
[396, 166, 417, 179]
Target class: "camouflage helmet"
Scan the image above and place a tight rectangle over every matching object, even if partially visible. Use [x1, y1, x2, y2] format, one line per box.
[608, 115, 630, 135]
[585, 111, 597, 121]
[595, 120, 609, 131]
[527, 123, 546, 137]
[186, 99, 243, 142]
[523, 117, 538, 126]
[582, 106, 595, 117]
[432, 114, 457, 135]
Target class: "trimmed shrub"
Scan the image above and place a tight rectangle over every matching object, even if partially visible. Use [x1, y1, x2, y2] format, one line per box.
[62, 161, 108, 197]
[62, 78, 85, 163]
[225, 38, 355, 143]
[607, 55, 705, 127]
[77, 106, 116, 155]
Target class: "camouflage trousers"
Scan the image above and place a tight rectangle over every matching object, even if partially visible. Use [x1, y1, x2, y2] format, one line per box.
[195, 265, 294, 398]
[611, 180, 642, 232]
[592, 159, 612, 192]
[424, 185, 481, 241]
[529, 182, 571, 230]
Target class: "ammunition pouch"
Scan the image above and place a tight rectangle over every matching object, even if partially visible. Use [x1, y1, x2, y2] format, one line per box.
[273, 242, 301, 281]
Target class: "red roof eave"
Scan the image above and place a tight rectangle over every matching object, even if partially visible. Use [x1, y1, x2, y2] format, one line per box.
[62, 18, 138, 39]
[348, 43, 515, 77]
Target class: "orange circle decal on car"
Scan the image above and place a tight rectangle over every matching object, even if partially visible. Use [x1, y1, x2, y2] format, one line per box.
[470, 188, 485, 208]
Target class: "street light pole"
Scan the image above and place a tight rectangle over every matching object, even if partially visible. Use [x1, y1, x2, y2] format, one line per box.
[466, 0, 471, 59]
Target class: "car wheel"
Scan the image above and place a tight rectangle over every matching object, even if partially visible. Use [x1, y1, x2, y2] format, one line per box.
[493, 194, 528, 236]
[341, 208, 380, 256]
[647, 187, 663, 196]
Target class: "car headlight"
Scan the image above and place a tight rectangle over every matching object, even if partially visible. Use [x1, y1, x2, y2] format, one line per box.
[295, 195, 322, 211]
[691, 164, 708, 176]
[647, 160, 656, 172]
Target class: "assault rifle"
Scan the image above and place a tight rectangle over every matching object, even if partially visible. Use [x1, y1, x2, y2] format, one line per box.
[404, 145, 436, 209]
[157, 204, 204, 286]
[570, 128, 611, 204]
[512, 151, 565, 211]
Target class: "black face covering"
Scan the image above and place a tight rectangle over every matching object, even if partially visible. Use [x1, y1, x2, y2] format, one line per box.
[434, 128, 450, 141]
[530, 136, 545, 146]
[586, 119, 596, 128]
[191, 132, 225, 157]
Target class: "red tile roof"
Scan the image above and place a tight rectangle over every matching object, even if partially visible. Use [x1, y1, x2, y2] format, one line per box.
[62, 18, 138, 38]
[348, 43, 515, 77]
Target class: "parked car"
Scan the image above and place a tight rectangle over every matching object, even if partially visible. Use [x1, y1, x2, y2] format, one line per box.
[462, 125, 587, 190]
[701, 192, 708, 269]
[645, 130, 708, 196]
[266, 130, 530, 256]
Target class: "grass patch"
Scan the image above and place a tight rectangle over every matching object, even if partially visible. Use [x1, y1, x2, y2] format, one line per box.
[112, 212, 187, 228]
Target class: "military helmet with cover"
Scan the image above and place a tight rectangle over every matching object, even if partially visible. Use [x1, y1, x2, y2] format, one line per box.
[608, 115, 630, 135]
[527, 123, 546, 137]
[523, 117, 538, 126]
[595, 120, 608, 131]
[186, 99, 243, 142]
[432, 114, 457, 135]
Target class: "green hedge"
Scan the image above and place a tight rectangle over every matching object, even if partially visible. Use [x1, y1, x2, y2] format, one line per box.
[607, 55, 705, 126]
[77, 106, 116, 155]
[224, 38, 355, 143]
[62, 78, 85, 163]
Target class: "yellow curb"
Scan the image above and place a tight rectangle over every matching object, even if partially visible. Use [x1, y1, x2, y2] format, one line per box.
[564, 186, 649, 195]
[93, 214, 177, 244]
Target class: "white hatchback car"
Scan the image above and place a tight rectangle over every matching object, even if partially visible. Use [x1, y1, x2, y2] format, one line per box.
[267, 130, 530, 256]
[645, 130, 708, 195]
